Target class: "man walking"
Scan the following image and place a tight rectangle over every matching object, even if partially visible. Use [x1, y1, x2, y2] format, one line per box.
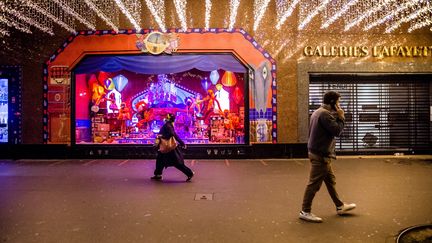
[299, 91, 356, 223]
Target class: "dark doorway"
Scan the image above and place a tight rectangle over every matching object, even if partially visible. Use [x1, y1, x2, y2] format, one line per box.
[309, 74, 431, 153]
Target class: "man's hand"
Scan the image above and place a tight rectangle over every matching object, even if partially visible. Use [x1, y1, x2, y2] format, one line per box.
[335, 103, 345, 120]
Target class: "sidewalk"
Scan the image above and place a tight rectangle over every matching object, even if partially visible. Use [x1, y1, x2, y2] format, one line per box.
[0, 156, 431, 242]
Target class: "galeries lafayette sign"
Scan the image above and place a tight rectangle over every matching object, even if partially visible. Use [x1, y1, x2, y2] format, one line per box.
[303, 45, 432, 58]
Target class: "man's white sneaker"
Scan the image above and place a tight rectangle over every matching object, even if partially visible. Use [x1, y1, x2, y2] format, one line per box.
[337, 203, 356, 215]
[299, 211, 323, 223]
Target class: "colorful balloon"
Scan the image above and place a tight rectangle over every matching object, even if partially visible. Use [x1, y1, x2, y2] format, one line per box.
[112, 74, 128, 92]
[104, 78, 115, 90]
[221, 71, 237, 87]
[201, 77, 210, 91]
[209, 70, 220, 85]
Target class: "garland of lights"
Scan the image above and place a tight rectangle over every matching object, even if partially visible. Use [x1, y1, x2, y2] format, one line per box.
[363, 1, 418, 31]
[386, 3, 431, 33]
[275, 0, 300, 30]
[0, 27, 10, 36]
[228, 0, 240, 30]
[144, 0, 165, 32]
[344, 0, 394, 32]
[114, 0, 140, 31]
[253, 0, 271, 31]
[84, 0, 119, 32]
[0, 15, 32, 34]
[1, 0, 432, 39]
[0, 1, 54, 35]
[298, 0, 331, 30]
[321, 0, 360, 29]
[409, 17, 432, 33]
[205, 0, 212, 30]
[51, 0, 96, 30]
[25, 0, 76, 34]
[173, 0, 187, 31]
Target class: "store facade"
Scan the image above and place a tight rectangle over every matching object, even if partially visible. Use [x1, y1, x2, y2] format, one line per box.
[40, 29, 432, 157]
[295, 35, 432, 154]
[43, 29, 279, 157]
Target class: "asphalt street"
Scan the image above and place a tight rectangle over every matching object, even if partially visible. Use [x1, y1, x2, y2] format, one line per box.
[0, 155, 431, 243]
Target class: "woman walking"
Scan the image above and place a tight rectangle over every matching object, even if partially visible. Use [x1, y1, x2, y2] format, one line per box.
[151, 113, 195, 182]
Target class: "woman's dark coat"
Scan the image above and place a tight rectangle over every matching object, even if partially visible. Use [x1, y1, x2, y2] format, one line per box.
[156, 121, 185, 167]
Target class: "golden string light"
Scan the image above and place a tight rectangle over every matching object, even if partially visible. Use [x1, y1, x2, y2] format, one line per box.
[51, 0, 96, 30]
[299, 0, 331, 30]
[173, 0, 187, 31]
[205, 0, 212, 30]
[253, 0, 271, 31]
[84, 0, 119, 32]
[321, 0, 360, 29]
[344, 0, 394, 32]
[0, 0, 431, 39]
[276, 0, 300, 30]
[25, 0, 76, 33]
[0, 15, 32, 34]
[228, 0, 240, 30]
[0, 1, 54, 35]
[144, 0, 166, 32]
[114, 0, 141, 31]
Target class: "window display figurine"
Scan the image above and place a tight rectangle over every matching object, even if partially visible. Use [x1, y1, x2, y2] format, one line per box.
[197, 89, 223, 121]
[136, 101, 154, 130]
[118, 102, 131, 135]
[186, 93, 203, 118]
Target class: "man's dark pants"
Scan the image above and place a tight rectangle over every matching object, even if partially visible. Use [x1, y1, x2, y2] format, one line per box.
[302, 152, 344, 213]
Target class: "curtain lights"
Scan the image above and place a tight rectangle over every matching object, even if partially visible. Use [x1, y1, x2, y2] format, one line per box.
[0, 27, 10, 37]
[321, 0, 360, 29]
[84, 0, 119, 32]
[298, 0, 331, 30]
[25, 0, 76, 34]
[205, 0, 212, 30]
[386, 2, 432, 33]
[228, 0, 240, 31]
[1, 0, 431, 39]
[344, 0, 394, 32]
[363, 1, 418, 31]
[253, 0, 271, 31]
[114, 0, 141, 32]
[144, 0, 166, 32]
[0, 15, 32, 34]
[0, 1, 54, 35]
[276, 0, 300, 30]
[173, 0, 187, 31]
[51, 0, 96, 30]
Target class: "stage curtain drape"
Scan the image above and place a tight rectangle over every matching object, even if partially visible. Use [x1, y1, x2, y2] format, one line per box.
[74, 54, 246, 74]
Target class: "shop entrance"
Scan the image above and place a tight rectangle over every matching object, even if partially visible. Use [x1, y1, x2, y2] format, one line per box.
[309, 74, 431, 153]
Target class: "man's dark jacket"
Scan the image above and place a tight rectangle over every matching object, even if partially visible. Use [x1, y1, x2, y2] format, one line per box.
[307, 104, 345, 159]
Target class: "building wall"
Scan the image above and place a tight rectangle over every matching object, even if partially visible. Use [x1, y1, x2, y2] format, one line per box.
[274, 33, 432, 143]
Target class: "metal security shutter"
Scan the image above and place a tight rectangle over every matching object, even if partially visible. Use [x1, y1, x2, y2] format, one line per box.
[309, 74, 431, 153]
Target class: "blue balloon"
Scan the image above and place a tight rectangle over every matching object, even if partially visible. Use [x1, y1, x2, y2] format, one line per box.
[210, 70, 219, 85]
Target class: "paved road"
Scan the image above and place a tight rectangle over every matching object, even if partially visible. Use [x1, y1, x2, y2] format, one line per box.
[0, 156, 431, 243]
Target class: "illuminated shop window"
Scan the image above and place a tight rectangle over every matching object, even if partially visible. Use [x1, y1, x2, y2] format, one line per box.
[73, 54, 247, 145]
[0, 79, 8, 143]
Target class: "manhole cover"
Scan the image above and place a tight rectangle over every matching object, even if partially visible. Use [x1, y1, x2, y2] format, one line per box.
[397, 224, 432, 243]
[194, 193, 213, 201]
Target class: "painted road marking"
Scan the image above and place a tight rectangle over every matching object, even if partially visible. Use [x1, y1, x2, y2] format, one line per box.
[49, 161, 64, 166]
[260, 160, 268, 166]
[224, 159, 230, 167]
[118, 160, 129, 166]
[83, 160, 97, 166]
